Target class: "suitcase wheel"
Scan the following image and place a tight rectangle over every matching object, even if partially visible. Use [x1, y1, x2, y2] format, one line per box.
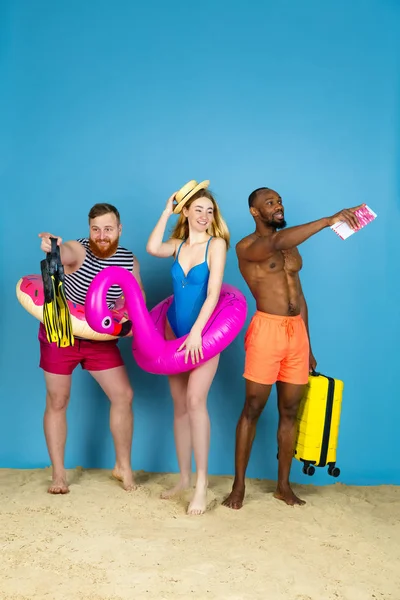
[327, 464, 340, 478]
[302, 462, 315, 476]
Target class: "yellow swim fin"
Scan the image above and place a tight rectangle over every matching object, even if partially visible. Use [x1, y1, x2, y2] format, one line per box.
[40, 238, 74, 348]
[55, 269, 74, 347]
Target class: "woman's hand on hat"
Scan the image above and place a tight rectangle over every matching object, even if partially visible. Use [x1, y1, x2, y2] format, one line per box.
[178, 327, 204, 365]
[163, 192, 178, 217]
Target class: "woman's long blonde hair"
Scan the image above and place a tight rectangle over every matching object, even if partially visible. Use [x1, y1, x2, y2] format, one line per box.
[170, 189, 230, 249]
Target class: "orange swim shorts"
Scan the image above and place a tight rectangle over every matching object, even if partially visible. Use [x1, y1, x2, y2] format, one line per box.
[243, 311, 310, 386]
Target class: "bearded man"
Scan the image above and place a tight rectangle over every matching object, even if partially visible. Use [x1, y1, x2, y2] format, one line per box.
[38, 203, 145, 495]
[222, 188, 362, 509]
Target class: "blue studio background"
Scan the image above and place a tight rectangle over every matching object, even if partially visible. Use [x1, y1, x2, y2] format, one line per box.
[1, 0, 399, 486]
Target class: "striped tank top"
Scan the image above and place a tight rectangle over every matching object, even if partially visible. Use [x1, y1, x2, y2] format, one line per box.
[64, 238, 134, 309]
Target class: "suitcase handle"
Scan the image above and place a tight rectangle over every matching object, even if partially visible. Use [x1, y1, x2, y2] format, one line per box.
[310, 369, 329, 379]
[310, 369, 334, 382]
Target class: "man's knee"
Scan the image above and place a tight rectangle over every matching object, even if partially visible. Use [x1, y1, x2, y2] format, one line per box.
[112, 386, 134, 407]
[244, 394, 267, 421]
[46, 390, 70, 411]
[279, 393, 303, 422]
[279, 402, 299, 422]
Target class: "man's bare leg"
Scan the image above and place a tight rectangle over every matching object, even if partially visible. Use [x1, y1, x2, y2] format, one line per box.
[43, 371, 72, 494]
[161, 370, 192, 499]
[273, 381, 306, 506]
[222, 380, 272, 509]
[90, 366, 135, 491]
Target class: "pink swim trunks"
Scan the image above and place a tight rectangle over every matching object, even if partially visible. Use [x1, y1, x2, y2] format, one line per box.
[38, 324, 124, 375]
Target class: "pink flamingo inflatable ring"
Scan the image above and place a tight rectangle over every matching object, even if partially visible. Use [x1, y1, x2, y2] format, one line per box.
[85, 266, 248, 375]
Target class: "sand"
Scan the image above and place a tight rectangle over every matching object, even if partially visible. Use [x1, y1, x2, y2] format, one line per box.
[0, 468, 399, 600]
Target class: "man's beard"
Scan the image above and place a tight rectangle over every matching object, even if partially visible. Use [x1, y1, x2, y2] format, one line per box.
[262, 216, 287, 230]
[89, 237, 119, 258]
[271, 218, 287, 230]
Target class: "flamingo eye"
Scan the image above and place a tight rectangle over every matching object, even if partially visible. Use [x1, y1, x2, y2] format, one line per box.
[102, 317, 112, 328]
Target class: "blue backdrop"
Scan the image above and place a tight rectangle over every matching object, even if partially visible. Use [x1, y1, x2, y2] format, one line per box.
[1, 0, 399, 485]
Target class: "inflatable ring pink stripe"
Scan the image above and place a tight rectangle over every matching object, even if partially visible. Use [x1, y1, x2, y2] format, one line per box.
[85, 266, 247, 375]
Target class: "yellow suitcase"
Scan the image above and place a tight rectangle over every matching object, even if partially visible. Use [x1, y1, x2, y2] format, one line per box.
[294, 371, 344, 477]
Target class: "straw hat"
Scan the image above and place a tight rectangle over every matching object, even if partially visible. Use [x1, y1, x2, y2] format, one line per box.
[173, 179, 210, 214]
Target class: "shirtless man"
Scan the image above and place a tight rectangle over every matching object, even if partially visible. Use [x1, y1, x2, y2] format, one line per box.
[223, 188, 362, 508]
[38, 203, 145, 494]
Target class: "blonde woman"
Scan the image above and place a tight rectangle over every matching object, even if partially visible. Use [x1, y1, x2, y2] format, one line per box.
[146, 180, 230, 515]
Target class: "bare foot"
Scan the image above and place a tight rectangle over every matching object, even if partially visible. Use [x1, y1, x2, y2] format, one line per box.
[160, 477, 190, 499]
[274, 485, 305, 506]
[48, 475, 69, 495]
[222, 486, 245, 510]
[112, 466, 137, 491]
[187, 482, 208, 515]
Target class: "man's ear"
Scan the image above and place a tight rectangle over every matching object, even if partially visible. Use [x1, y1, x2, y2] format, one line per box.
[250, 207, 258, 218]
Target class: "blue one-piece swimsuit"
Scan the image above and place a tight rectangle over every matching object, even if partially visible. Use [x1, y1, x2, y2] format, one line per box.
[167, 237, 213, 338]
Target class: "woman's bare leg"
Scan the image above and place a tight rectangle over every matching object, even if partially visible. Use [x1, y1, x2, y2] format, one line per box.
[161, 318, 192, 498]
[185, 354, 219, 515]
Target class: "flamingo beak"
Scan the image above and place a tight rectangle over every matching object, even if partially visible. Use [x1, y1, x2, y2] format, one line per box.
[113, 320, 132, 337]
